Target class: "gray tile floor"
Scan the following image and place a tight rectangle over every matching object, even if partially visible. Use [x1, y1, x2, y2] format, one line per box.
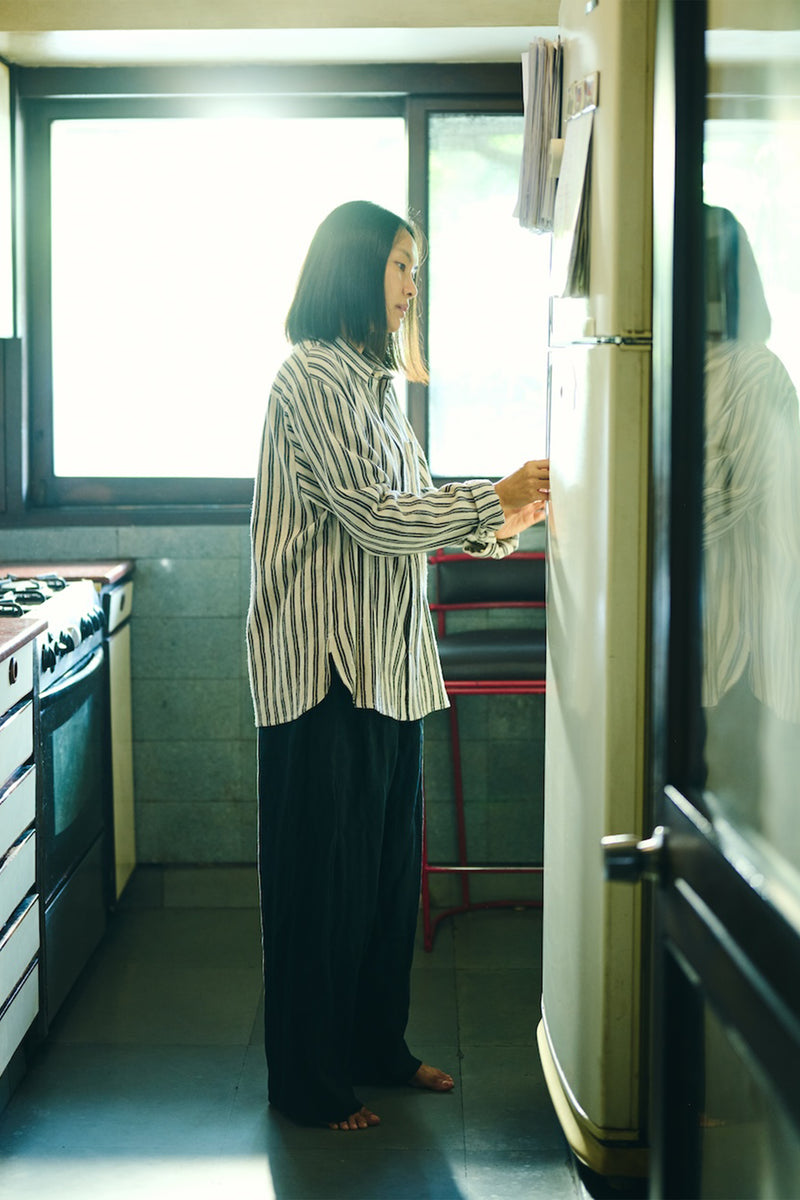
[0, 869, 581, 1200]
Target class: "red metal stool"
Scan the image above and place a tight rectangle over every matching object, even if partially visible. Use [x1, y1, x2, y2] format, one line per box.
[421, 548, 546, 951]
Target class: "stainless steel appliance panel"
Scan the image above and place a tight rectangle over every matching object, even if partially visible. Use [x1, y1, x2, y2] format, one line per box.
[43, 837, 105, 1020]
[39, 647, 106, 901]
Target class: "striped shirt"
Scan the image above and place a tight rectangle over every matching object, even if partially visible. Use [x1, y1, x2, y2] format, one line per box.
[247, 337, 516, 726]
[703, 341, 800, 721]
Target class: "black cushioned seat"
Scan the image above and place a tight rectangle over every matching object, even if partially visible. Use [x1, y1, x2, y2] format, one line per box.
[436, 554, 547, 606]
[436, 628, 547, 682]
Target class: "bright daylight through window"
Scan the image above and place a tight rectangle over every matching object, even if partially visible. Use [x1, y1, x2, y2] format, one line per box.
[47, 107, 552, 491]
[426, 113, 550, 478]
[50, 117, 406, 478]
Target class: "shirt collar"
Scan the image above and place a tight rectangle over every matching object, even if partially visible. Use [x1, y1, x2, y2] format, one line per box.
[332, 337, 394, 384]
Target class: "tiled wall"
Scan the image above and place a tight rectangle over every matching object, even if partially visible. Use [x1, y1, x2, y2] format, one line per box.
[1, 522, 257, 866]
[0, 522, 545, 905]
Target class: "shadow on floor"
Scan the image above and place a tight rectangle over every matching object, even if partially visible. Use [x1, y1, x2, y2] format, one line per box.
[0, 866, 585, 1200]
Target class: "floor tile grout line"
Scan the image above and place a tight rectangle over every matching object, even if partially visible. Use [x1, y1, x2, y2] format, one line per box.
[450, 920, 471, 1186]
[225, 1041, 256, 1128]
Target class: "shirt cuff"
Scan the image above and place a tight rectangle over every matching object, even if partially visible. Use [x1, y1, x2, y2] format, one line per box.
[466, 479, 505, 530]
[459, 480, 517, 558]
[462, 532, 520, 559]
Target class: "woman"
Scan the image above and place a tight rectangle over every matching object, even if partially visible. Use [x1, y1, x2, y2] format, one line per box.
[701, 206, 800, 852]
[247, 200, 549, 1131]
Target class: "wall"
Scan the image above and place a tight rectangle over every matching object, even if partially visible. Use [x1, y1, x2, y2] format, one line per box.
[1, 522, 256, 864]
[0, 1, 558, 32]
[0, 520, 544, 904]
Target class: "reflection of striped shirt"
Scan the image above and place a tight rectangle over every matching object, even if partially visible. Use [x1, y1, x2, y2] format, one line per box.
[703, 341, 800, 721]
[247, 338, 514, 726]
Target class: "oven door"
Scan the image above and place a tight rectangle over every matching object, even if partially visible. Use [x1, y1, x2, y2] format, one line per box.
[39, 645, 109, 1023]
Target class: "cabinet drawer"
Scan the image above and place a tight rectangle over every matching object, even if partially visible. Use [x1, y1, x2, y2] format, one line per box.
[105, 580, 134, 634]
[0, 702, 33, 792]
[0, 766, 35, 857]
[0, 961, 38, 1078]
[0, 894, 39, 1011]
[0, 645, 33, 716]
[0, 830, 35, 933]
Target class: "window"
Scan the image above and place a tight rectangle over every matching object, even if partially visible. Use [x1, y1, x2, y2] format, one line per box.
[50, 115, 406, 480]
[427, 112, 550, 478]
[16, 66, 550, 515]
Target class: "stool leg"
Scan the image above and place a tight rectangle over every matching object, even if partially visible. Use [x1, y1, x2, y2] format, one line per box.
[449, 697, 471, 911]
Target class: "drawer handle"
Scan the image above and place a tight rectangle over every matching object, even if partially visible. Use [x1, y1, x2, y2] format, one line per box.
[8, 658, 18, 686]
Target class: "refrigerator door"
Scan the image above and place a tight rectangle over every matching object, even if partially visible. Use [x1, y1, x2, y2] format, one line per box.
[539, 341, 650, 1172]
[554, 0, 655, 340]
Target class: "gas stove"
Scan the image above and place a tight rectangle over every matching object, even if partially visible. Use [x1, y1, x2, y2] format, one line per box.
[0, 574, 105, 689]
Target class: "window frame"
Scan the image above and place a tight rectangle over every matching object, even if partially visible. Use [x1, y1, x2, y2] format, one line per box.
[8, 63, 524, 525]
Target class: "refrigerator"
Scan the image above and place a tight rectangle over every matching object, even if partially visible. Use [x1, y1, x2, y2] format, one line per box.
[537, 0, 655, 1179]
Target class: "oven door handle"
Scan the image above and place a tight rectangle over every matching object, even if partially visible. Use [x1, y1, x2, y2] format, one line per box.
[42, 645, 104, 701]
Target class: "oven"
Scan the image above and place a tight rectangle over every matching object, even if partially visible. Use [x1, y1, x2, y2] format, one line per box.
[39, 640, 109, 1023]
[0, 575, 109, 1027]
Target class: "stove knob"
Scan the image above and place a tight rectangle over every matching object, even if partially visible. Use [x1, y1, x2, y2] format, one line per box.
[80, 616, 93, 638]
[41, 643, 57, 672]
[59, 631, 76, 654]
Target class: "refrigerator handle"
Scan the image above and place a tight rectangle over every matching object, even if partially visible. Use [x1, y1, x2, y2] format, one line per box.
[601, 825, 666, 884]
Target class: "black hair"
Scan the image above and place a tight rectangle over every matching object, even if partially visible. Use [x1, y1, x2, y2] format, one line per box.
[704, 204, 771, 343]
[285, 200, 428, 382]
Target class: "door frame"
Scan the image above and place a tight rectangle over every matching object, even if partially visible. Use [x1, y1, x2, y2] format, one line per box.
[649, 1, 800, 1196]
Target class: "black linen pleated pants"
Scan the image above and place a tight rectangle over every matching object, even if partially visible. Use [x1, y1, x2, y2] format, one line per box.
[257, 670, 423, 1125]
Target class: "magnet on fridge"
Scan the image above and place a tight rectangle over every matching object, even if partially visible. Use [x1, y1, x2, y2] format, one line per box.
[583, 71, 599, 111]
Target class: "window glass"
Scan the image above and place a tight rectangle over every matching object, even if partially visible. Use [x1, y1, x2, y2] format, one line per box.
[426, 113, 550, 478]
[50, 116, 406, 478]
[704, 117, 800, 393]
[701, 85, 800, 883]
[699, 997, 800, 1198]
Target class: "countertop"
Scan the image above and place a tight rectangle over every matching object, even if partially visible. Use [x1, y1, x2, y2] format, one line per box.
[0, 561, 135, 588]
[0, 616, 47, 664]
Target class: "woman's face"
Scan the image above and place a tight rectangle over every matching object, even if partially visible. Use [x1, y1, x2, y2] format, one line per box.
[384, 229, 419, 334]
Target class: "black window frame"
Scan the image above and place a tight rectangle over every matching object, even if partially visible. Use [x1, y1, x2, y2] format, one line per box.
[5, 63, 523, 526]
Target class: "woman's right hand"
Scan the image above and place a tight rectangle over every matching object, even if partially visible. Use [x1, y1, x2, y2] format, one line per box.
[495, 499, 548, 540]
[494, 459, 550, 516]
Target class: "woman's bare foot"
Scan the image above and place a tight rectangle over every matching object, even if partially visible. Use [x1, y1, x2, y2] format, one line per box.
[328, 1105, 381, 1131]
[409, 1063, 455, 1092]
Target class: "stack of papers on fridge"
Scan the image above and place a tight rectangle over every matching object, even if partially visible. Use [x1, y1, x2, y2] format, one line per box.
[514, 38, 563, 234]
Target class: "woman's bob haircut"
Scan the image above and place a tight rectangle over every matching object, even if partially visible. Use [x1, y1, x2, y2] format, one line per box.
[286, 200, 428, 383]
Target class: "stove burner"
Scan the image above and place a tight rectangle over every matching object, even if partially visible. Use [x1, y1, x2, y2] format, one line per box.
[34, 574, 68, 591]
[8, 585, 46, 604]
[0, 574, 69, 607]
[0, 573, 105, 687]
